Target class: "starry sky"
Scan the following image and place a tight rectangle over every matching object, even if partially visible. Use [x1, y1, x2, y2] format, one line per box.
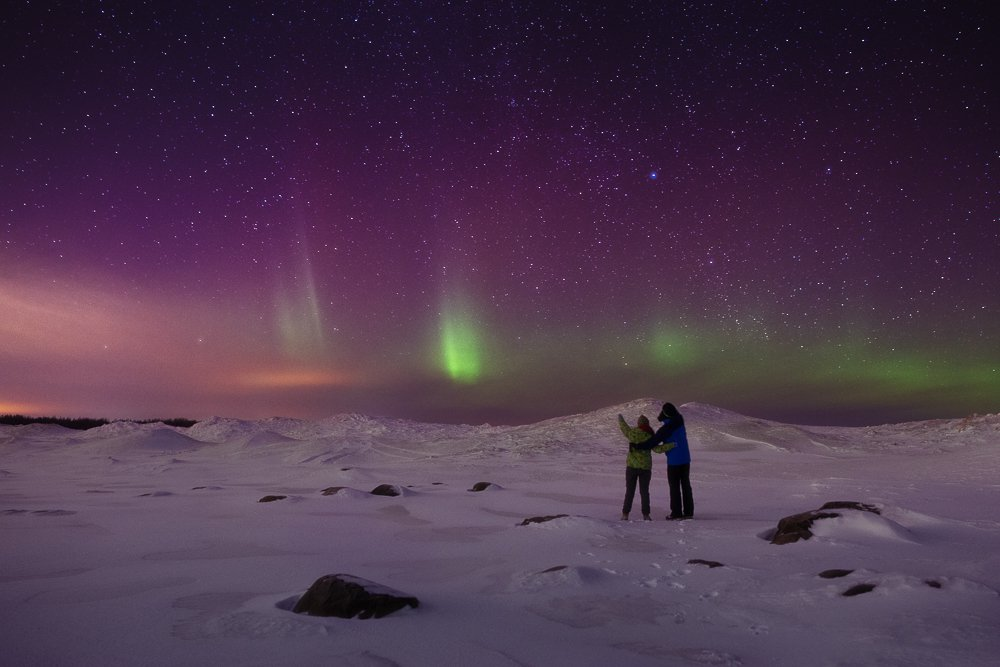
[2, 2, 997, 426]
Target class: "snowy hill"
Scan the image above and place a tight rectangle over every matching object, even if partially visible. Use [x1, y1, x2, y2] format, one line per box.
[5, 399, 996, 462]
[2, 401, 998, 666]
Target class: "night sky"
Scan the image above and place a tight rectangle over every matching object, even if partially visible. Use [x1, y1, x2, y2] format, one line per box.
[2, 2, 997, 426]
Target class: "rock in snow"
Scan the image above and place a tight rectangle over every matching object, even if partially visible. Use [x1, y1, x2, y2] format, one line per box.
[518, 514, 569, 526]
[770, 501, 881, 545]
[818, 569, 854, 579]
[468, 481, 495, 492]
[292, 574, 419, 619]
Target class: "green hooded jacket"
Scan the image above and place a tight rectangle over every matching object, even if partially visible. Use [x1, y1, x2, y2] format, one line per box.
[618, 414, 674, 470]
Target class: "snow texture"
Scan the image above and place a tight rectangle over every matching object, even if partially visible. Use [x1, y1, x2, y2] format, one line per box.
[1, 399, 999, 666]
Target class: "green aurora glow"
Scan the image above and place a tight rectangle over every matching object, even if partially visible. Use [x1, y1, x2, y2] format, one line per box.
[439, 306, 483, 383]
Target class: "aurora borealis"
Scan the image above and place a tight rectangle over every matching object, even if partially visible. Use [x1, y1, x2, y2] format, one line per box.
[2, 2, 997, 425]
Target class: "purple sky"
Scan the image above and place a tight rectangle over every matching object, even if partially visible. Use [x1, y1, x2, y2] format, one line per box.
[2, 2, 997, 425]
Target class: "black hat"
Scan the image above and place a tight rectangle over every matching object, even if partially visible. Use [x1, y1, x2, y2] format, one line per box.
[657, 402, 679, 422]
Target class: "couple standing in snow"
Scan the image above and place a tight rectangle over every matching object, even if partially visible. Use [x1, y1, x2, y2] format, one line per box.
[617, 402, 694, 521]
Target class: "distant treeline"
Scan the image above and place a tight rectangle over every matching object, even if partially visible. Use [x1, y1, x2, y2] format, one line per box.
[0, 415, 197, 430]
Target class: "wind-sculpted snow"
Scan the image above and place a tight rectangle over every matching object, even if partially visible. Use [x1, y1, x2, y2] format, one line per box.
[1, 401, 999, 666]
[79, 426, 204, 454]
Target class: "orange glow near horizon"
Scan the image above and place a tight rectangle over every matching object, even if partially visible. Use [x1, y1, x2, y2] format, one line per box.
[235, 368, 359, 390]
[0, 401, 48, 416]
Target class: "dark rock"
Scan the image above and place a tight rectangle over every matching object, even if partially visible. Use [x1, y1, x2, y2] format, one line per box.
[818, 569, 854, 579]
[688, 559, 724, 568]
[518, 514, 569, 526]
[925, 579, 942, 589]
[292, 574, 419, 619]
[842, 583, 877, 597]
[370, 484, 401, 497]
[321, 486, 347, 496]
[468, 482, 494, 492]
[540, 565, 567, 573]
[258, 495, 287, 503]
[770, 501, 881, 544]
[770, 510, 840, 544]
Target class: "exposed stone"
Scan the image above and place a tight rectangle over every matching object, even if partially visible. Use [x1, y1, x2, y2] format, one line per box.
[688, 559, 724, 568]
[321, 486, 347, 496]
[770, 501, 881, 545]
[925, 579, 942, 589]
[770, 510, 839, 544]
[818, 569, 854, 579]
[540, 565, 567, 573]
[370, 484, 402, 497]
[468, 482, 494, 492]
[258, 495, 287, 503]
[292, 574, 419, 619]
[518, 514, 569, 526]
[842, 583, 877, 597]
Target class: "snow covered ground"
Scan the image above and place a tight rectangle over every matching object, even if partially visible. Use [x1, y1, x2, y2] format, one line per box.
[2, 400, 998, 666]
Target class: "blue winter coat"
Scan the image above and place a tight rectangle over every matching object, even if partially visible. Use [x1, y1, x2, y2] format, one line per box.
[637, 415, 691, 466]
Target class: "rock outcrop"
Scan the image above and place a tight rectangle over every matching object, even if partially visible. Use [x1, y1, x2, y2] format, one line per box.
[842, 583, 877, 597]
[292, 574, 419, 619]
[818, 569, 854, 579]
[518, 514, 569, 526]
[770, 501, 880, 545]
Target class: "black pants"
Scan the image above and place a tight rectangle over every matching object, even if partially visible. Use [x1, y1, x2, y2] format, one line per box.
[623, 467, 652, 516]
[667, 464, 694, 518]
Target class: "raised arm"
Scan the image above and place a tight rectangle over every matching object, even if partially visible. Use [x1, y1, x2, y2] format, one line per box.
[617, 414, 631, 436]
[617, 414, 647, 442]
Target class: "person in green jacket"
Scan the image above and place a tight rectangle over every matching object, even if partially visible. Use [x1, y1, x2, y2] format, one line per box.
[618, 413, 675, 520]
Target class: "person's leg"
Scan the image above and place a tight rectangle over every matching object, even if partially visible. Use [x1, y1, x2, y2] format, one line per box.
[638, 469, 652, 518]
[679, 464, 694, 517]
[667, 465, 682, 518]
[622, 467, 638, 518]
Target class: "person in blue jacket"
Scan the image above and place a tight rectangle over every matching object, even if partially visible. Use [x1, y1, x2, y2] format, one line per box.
[636, 402, 694, 520]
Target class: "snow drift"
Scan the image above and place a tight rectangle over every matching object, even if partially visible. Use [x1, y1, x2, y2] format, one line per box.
[1, 401, 998, 666]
